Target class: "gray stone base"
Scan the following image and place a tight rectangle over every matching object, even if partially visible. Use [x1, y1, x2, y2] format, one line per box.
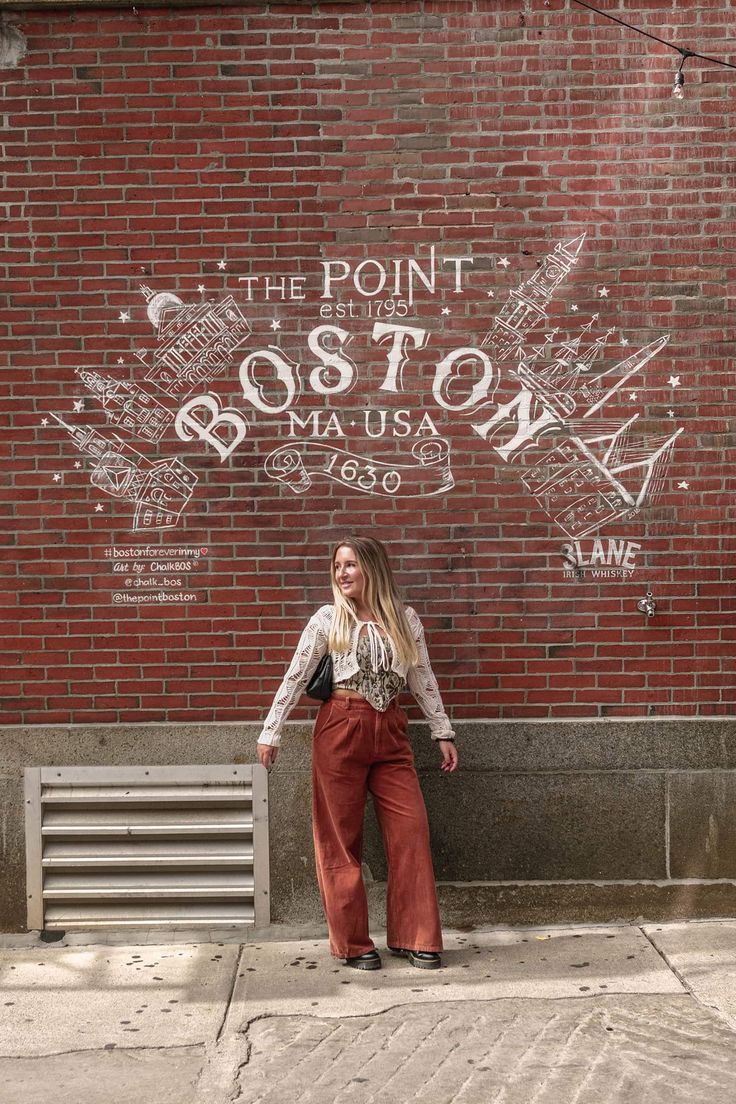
[3, 717, 736, 932]
[433, 881, 736, 926]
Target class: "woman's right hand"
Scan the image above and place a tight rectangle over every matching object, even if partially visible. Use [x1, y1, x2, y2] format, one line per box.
[257, 742, 279, 770]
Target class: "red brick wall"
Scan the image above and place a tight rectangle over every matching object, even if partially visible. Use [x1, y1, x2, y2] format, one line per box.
[3, 1, 735, 725]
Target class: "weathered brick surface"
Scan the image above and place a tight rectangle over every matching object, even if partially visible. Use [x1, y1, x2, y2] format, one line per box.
[2, 1, 734, 724]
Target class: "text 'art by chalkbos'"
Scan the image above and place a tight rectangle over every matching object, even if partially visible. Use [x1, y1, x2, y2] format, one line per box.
[45, 232, 683, 545]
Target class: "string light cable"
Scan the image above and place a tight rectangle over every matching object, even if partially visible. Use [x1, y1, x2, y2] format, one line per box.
[571, 0, 736, 98]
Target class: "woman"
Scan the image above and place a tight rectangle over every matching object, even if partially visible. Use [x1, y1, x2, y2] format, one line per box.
[257, 536, 458, 971]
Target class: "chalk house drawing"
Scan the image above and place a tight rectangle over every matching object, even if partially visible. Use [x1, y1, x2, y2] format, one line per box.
[51, 415, 197, 531]
[75, 369, 174, 443]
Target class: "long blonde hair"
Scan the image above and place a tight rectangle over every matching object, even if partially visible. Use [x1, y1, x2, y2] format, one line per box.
[328, 536, 418, 668]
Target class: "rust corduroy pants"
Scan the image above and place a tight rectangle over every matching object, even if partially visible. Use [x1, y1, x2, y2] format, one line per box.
[311, 694, 443, 960]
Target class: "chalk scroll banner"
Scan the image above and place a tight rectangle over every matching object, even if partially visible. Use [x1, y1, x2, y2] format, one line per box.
[264, 439, 454, 498]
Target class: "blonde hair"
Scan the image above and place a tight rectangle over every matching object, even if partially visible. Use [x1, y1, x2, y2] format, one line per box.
[328, 535, 418, 668]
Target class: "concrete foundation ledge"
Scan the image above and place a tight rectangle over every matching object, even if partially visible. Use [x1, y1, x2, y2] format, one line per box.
[432, 881, 736, 926]
[2, 716, 736, 932]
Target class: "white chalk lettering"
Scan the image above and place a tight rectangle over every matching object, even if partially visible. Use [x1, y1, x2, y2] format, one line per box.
[175, 394, 247, 462]
[471, 388, 558, 460]
[433, 346, 498, 411]
[307, 325, 357, 395]
[239, 346, 299, 414]
[372, 322, 428, 393]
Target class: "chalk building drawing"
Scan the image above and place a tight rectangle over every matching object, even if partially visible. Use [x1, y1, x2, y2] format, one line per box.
[521, 418, 682, 539]
[509, 334, 682, 538]
[480, 233, 586, 363]
[52, 415, 197, 531]
[75, 369, 173, 443]
[512, 325, 618, 419]
[473, 233, 683, 539]
[140, 285, 251, 400]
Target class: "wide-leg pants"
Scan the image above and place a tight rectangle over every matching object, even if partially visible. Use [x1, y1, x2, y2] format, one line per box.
[311, 693, 443, 960]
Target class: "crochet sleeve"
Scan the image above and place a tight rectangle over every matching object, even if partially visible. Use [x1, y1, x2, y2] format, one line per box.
[257, 607, 331, 747]
[404, 608, 456, 742]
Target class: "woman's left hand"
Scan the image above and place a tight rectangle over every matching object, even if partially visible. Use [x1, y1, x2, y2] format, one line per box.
[438, 739, 458, 772]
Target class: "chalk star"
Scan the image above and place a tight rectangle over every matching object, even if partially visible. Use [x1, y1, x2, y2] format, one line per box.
[74, 461, 82, 469]
[270, 319, 281, 331]
[497, 257, 510, 268]
[598, 287, 610, 298]
[52, 473, 62, 483]
[217, 260, 227, 271]
[73, 399, 85, 412]
[621, 336, 629, 346]
[629, 392, 638, 400]
[117, 357, 124, 364]
[41, 417, 49, 426]
[570, 304, 579, 312]
[667, 409, 675, 418]
[668, 375, 681, 388]
[119, 310, 131, 322]
[197, 284, 206, 293]
[677, 481, 689, 490]
[486, 289, 495, 298]
[94, 503, 104, 512]
[441, 307, 451, 316]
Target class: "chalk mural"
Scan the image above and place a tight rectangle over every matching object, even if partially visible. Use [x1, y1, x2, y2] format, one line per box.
[49, 415, 197, 531]
[138, 286, 251, 399]
[75, 369, 173, 443]
[44, 232, 684, 573]
[264, 437, 454, 498]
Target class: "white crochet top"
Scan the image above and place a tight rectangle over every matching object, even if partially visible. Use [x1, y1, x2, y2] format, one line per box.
[257, 604, 455, 746]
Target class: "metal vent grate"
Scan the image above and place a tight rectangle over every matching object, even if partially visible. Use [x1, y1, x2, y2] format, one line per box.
[24, 764, 269, 930]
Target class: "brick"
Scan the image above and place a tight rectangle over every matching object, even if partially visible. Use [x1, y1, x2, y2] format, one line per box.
[1, 0, 733, 724]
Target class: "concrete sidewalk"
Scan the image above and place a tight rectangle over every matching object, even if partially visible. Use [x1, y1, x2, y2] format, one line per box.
[2, 920, 736, 1102]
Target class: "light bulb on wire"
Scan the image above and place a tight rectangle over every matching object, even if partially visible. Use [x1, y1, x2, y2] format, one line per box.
[672, 51, 690, 100]
[572, 3, 736, 100]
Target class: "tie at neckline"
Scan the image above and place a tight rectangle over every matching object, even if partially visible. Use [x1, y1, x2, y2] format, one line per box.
[365, 621, 389, 673]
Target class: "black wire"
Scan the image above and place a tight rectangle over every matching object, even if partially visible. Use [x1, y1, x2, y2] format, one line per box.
[571, 0, 736, 72]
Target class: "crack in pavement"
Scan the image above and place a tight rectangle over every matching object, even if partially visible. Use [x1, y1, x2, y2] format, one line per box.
[0, 1042, 204, 1060]
[195, 945, 254, 1104]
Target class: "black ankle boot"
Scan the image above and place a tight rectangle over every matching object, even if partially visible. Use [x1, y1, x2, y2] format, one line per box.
[344, 949, 382, 970]
[388, 946, 442, 969]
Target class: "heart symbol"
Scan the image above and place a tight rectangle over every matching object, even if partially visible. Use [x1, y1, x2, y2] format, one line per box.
[201, 547, 208, 555]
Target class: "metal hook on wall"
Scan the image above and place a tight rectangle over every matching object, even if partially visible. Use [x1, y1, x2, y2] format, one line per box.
[637, 587, 657, 618]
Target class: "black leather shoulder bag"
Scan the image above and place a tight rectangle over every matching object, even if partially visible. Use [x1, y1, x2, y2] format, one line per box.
[306, 653, 333, 701]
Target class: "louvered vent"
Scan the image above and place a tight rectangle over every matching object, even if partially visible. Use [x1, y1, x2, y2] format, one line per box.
[24, 765, 269, 930]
